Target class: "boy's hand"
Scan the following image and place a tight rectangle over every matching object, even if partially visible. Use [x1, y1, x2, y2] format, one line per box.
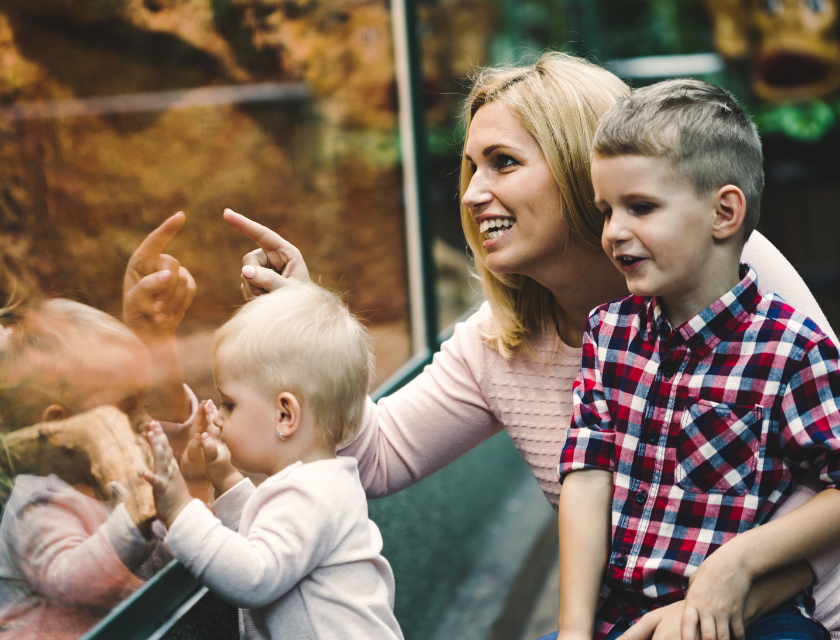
[181, 401, 244, 498]
[223, 208, 310, 301]
[618, 601, 700, 640]
[682, 545, 752, 640]
[143, 421, 193, 529]
[124, 211, 196, 342]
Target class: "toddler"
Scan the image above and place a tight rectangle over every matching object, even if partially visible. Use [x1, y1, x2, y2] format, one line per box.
[144, 282, 404, 640]
[557, 80, 840, 640]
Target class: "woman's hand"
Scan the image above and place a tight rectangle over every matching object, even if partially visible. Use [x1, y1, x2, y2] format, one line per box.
[223, 208, 310, 300]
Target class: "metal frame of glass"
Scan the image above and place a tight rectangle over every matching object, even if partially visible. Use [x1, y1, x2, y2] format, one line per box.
[79, 0, 439, 637]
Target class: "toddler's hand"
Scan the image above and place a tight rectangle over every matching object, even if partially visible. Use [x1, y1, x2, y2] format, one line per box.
[181, 401, 243, 498]
[682, 545, 752, 640]
[143, 421, 193, 528]
[123, 212, 196, 343]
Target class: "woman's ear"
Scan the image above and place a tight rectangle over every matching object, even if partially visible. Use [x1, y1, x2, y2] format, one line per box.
[712, 185, 747, 241]
[275, 392, 302, 440]
[41, 404, 69, 423]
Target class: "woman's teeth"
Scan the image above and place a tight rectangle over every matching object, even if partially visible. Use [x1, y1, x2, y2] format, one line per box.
[480, 218, 515, 238]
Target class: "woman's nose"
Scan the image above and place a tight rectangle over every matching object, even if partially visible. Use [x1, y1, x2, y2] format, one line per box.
[461, 170, 491, 211]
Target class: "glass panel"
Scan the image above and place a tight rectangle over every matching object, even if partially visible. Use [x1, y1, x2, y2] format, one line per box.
[0, 2, 411, 636]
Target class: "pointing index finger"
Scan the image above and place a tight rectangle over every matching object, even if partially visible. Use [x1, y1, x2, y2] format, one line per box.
[223, 208, 289, 254]
[133, 212, 187, 262]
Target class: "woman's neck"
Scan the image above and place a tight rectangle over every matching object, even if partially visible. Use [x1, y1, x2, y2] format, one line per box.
[539, 246, 628, 348]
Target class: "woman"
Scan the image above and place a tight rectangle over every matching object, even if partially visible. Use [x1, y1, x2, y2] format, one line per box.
[224, 52, 840, 638]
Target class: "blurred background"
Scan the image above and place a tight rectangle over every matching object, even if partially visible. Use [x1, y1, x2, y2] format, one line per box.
[1, 0, 838, 638]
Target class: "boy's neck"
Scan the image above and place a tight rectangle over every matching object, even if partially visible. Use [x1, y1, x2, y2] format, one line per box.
[659, 261, 743, 329]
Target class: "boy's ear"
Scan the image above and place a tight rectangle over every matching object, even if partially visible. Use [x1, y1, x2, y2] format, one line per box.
[41, 404, 69, 423]
[275, 392, 301, 439]
[711, 185, 747, 241]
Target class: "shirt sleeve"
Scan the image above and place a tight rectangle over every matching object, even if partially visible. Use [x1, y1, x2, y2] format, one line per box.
[7, 480, 145, 607]
[165, 483, 335, 610]
[778, 338, 840, 489]
[337, 306, 504, 498]
[558, 312, 616, 482]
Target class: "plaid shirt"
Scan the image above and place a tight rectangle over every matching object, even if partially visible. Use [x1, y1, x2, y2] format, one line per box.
[558, 265, 840, 638]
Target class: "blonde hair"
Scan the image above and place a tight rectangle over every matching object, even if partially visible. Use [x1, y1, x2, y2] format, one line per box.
[0, 298, 143, 430]
[460, 52, 629, 359]
[593, 79, 763, 241]
[211, 283, 373, 449]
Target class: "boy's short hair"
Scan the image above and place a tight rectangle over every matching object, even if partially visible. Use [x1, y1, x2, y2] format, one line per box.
[211, 282, 373, 449]
[592, 79, 764, 241]
[0, 298, 144, 430]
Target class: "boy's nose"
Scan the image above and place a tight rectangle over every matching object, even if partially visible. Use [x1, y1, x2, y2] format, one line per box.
[602, 211, 632, 246]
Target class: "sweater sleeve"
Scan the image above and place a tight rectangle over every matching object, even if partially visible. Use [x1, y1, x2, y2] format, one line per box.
[744, 231, 837, 344]
[165, 483, 335, 609]
[338, 305, 505, 498]
[6, 477, 144, 607]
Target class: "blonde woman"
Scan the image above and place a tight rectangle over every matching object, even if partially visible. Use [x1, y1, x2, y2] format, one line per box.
[224, 52, 840, 639]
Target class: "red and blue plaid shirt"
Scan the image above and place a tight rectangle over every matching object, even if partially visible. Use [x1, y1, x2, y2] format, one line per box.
[558, 265, 840, 639]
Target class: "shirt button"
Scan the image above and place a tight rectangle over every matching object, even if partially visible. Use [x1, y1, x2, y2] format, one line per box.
[646, 430, 658, 444]
[661, 365, 675, 378]
[693, 335, 704, 348]
[615, 554, 627, 569]
[635, 491, 647, 505]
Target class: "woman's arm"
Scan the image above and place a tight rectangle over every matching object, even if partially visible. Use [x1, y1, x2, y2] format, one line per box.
[339, 306, 505, 497]
[743, 230, 836, 344]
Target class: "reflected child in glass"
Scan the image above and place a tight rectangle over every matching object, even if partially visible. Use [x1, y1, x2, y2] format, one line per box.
[144, 282, 404, 640]
[0, 214, 198, 638]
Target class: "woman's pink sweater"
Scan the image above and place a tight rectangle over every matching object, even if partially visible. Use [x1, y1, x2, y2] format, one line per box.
[339, 231, 840, 634]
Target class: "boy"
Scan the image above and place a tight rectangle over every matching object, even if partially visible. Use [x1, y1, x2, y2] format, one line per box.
[144, 282, 404, 640]
[557, 80, 840, 640]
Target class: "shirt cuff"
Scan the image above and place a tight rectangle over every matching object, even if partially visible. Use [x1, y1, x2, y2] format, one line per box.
[211, 479, 255, 531]
[558, 427, 616, 483]
[102, 504, 157, 572]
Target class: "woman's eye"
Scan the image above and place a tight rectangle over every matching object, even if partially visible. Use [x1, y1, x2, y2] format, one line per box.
[497, 154, 517, 169]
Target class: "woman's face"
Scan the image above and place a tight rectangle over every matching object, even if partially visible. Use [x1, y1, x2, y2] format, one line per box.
[462, 101, 567, 281]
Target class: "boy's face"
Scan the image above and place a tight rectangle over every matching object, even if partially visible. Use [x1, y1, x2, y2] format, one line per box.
[592, 154, 718, 303]
[212, 353, 278, 476]
[55, 341, 153, 431]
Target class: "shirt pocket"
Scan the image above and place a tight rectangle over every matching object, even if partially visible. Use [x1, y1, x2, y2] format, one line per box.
[675, 398, 764, 496]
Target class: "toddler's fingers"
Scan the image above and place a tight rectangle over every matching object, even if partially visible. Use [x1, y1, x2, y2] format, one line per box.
[142, 470, 166, 491]
[201, 432, 221, 462]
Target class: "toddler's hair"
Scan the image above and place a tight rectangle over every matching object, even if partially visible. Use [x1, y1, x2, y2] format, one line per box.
[592, 78, 764, 241]
[0, 298, 143, 430]
[211, 282, 373, 449]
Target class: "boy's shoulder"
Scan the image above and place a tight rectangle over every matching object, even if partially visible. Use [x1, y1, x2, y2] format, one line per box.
[587, 294, 649, 330]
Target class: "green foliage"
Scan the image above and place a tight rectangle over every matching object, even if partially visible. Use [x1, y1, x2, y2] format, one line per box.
[754, 101, 838, 142]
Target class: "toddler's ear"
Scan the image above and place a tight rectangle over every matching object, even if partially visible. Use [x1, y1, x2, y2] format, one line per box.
[712, 185, 746, 241]
[41, 404, 69, 423]
[275, 392, 302, 439]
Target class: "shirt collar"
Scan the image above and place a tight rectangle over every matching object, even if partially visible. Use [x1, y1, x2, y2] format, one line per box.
[645, 264, 760, 358]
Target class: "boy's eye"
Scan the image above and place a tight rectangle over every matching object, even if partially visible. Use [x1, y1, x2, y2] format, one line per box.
[631, 202, 655, 215]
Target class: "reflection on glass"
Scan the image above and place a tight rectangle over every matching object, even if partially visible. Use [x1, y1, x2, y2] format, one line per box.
[0, 0, 418, 636]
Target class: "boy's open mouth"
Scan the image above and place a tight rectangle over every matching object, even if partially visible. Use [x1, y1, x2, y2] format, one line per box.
[480, 218, 516, 240]
[617, 255, 644, 267]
